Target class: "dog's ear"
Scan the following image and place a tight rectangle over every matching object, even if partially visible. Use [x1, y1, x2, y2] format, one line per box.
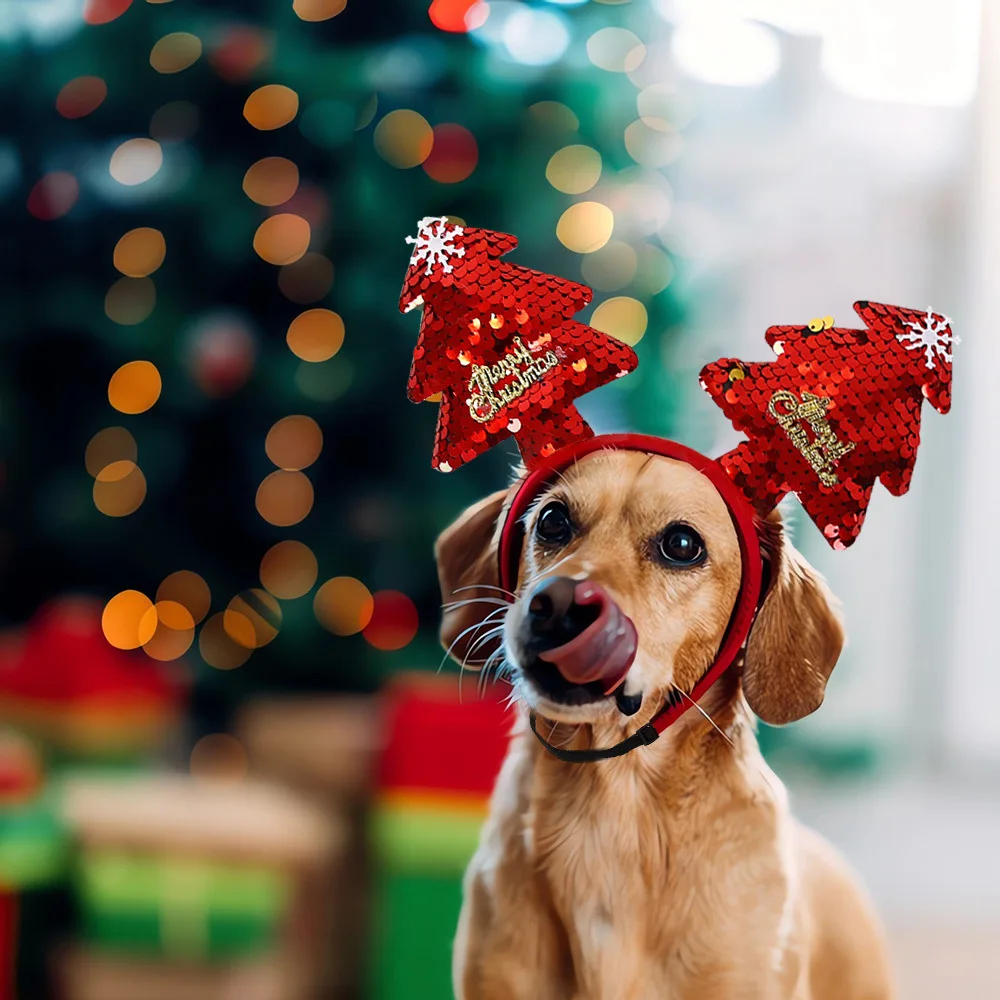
[742, 512, 845, 725]
[435, 489, 509, 666]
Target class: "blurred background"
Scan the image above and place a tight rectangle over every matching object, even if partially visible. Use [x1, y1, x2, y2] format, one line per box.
[0, 0, 994, 997]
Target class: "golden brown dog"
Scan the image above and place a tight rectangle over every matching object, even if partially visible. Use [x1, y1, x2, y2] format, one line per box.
[436, 450, 894, 1000]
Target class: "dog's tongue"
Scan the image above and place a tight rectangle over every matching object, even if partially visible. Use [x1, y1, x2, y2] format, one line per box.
[538, 582, 637, 695]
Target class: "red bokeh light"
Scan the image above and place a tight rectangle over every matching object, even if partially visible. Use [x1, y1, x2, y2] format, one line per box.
[27, 173, 80, 221]
[363, 591, 419, 651]
[428, 0, 481, 33]
[56, 76, 108, 120]
[210, 26, 272, 83]
[83, 0, 132, 25]
[422, 123, 479, 184]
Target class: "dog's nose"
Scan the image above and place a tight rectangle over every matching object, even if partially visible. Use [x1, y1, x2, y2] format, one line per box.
[525, 576, 598, 651]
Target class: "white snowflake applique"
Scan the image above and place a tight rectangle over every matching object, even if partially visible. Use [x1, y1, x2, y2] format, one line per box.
[405, 216, 466, 276]
[897, 307, 959, 369]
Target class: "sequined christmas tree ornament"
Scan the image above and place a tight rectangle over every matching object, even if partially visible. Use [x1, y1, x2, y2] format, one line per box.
[399, 217, 639, 472]
[700, 301, 956, 549]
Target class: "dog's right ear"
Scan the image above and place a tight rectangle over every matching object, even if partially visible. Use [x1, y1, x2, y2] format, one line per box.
[435, 489, 510, 666]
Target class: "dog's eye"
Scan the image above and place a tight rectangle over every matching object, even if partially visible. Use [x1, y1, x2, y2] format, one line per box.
[656, 523, 706, 567]
[535, 501, 574, 546]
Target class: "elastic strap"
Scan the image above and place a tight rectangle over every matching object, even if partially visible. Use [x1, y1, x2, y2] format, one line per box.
[529, 712, 659, 763]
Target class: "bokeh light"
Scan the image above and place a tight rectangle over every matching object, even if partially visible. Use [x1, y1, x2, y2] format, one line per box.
[286, 309, 345, 362]
[113, 228, 166, 277]
[259, 540, 318, 600]
[243, 85, 299, 130]
[590, 295, 648, 345]
[503, 7, 570, 65]
[429, 0, 486, 32]
[102, 590, 155, 650]
[108, 360, 162, 414]
[545, 145, 602, 195]
[242, 156, 299, 206]
[356, 94, 378, 130]
[84, 0, 131, 25]
[150, 32, 203, 74]
[278, 253, 333, 304]
[293, 0, 347, 20]
[363, 591, 419, 651]
[85, 426, 137, 478]
[253, 214, 310, 265]
[528, 101, 578, 132]
[422, 124, 478, 183]
[210, 26, 271, 83]
[556, 202, 615, 254]
[295, 358, 353, 402]
[141, 600, 195, 661]
[255, 470, 314, 526]
[374, 110, 434, 169]
[156, 570, 211, 625]
[280, 182, 329, 230]
[587, 27, 647, 73]
[637, 82, 678, 130]
[314, 577, 374, 636]
[187, 313, 257, 398]
[190, 734, 248, 782]
[150, 101, 200, 142]
[265, 415, 323, 471]
[224, 590, 281, 649]
[581, 240, 638, 292]
[93, 460, 147, 517]
[27, 173, 78, 220]
[199, 613, 252, 670]
[624, 119, 682, 168]
[299, 99, 355, 148]
[109, 138, 163, 186]
[56, 76, 107, 119]
[105, 277, 156, 325]
[634, 243, 674, 296]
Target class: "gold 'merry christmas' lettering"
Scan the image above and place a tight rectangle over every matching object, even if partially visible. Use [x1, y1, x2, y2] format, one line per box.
[467, 337, 559, 424]
[767, 390, 855, 486]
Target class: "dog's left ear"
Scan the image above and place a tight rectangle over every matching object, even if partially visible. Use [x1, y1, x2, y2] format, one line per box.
[435, 489, 510, 666]
[742, 512, 845, 725]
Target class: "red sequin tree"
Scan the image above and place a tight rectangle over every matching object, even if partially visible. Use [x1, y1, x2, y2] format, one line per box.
[700, 301, 955, 549]
[399, 217, 638, 472]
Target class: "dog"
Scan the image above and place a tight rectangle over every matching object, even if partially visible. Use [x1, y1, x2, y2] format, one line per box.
[435, 449, 894, 1000]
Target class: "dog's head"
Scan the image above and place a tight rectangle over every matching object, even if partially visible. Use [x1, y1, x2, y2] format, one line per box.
[436, 450, 844, 730]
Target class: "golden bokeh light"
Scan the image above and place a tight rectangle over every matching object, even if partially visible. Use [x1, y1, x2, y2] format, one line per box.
[581, 240, 638, 292]
[634, 244, 674, 296]
[108, 360, 162, 414]
[224, 590, 281, 649]
[243, 85, 299, 131]
[190, 733, 248, 782]
[265, 415, 323, 471]
[373, 110, 434, 169]
[56, 76, 108, 119]
[149, 31, 203, 74]
[253, 214, 310, 265]
[278, 253, 333, 304]
[113, 228, 166, 278]
[199, 613, 252, 670]
[242, 156, 299, 207]
[102, 590, 156, 650]
[293, 0, 347, 20]
[286, 309, 345, 362]
[85, 426, 137, 478]
[105, 277, 156, 325]
[93, 461, 147, 517]
[556, 202, 615, 254]
[590, 296, 648, 346]
[259, 540, 318, 600]
[624, 119, 682, 168]
[156, 570, 211, 625]
[314, 576, 374, 636]
[141, 600, 195, 661]
[109, 138, 163, 186]
[587, 27, 646, 73]
[545, 145, 602, 195]
[528, 101, 579, 132]
[255, 470, 314, 526]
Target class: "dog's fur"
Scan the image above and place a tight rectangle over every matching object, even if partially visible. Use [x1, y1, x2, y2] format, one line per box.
[436, 451, 894, 1000]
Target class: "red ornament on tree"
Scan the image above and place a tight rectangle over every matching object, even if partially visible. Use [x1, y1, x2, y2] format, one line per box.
[399, 217, 638, 472]
[700, 301, 956, 549]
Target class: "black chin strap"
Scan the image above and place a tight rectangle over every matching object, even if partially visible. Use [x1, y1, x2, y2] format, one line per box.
[529, 712, 660, 763]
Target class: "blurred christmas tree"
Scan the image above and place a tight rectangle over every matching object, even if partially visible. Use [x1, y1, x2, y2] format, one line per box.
[1, 0, 688, 730]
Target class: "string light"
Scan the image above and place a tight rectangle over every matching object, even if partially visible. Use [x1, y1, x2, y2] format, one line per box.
[113, 228, 166, 277]
[259, 540, 318, 600]
[102, 590, 156, 649]
[255, 470, 314, 526]
[243, 85, 299, 130]
[265, 415, 323, 471]
[314, 577, 374, 635]
[108, 360, 162, 414]
[286, 309, 345, 362]
[253, 214, 310, 265]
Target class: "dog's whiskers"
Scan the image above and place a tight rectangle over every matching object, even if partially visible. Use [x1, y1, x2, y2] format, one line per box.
[450, 584, 516, 600]
[442, 596, 509, 613]
[439, 607, 510, 686]
[676, 688, 737, 751]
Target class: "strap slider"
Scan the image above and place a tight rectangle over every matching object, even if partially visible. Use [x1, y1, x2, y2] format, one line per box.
[636, 723, 659, 746]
